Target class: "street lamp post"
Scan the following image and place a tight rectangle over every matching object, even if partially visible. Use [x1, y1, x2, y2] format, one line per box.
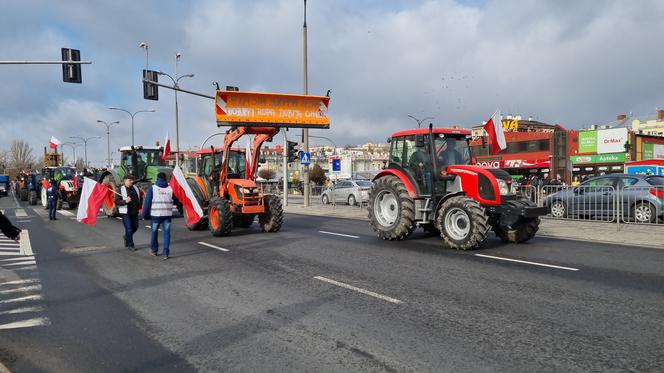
[69, 136, 101, 168]
[302, 0, 311, 207]
[107, 107, 155, 147]
[407, 115, 435, 128]
[97, 120, 120, 168]
[157, 60, 194, 167]
[61, 142, 79, 167]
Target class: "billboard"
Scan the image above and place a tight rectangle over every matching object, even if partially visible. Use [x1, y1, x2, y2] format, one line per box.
[643, 143, 664, 160]
[578, 128, 628, 154]
[570, 152, 625, 164]
[215, 91, 330, 128]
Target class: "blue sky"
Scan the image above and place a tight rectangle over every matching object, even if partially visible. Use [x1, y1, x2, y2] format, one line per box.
[1, 0, 663, 166]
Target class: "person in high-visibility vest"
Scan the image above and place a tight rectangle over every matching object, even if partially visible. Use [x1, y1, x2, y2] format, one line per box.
[115, 174, 141, 250]
[141, 172, 177, 260]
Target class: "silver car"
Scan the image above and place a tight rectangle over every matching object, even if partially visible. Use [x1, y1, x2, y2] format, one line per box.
[322, 179, 373, 206]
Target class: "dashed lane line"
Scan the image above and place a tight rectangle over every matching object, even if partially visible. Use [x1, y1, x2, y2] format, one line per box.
[197, 242, 229, 252]
[314, 276, 403, 304]
[319, 231, 360, 239]
[473, 253, 580, 272]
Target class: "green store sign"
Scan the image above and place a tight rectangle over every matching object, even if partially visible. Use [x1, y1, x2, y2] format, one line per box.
[579, 130, 597, 153]
[570, 152, 625, 164]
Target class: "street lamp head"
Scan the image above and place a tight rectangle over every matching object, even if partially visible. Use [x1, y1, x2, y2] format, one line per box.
[139, 42, 147, 49]
[147, 109, 156, 112]
[111, 121, 120, 125]
[176, 52, 182, 59]
[96, 120, 103, 123]
[108, 107, 119, 110]
[184, 73, 194, 78]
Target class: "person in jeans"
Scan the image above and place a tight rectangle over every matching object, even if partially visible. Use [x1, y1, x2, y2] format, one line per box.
[46, 178, 59, 221]
[115, 174, 141, 250]
[141, 172, 176, 260]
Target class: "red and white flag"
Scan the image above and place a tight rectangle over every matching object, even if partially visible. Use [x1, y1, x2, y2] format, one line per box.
[162, 132, 171, 162]
[170, 165, 203, 225]
[49, 136, 61, 149]
[245, 136, 253, 178]
[76, 177, 109, 226]
[483, 109, 506, 155]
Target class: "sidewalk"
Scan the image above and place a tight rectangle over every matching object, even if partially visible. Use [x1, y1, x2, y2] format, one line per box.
[283, 204, 663, 249]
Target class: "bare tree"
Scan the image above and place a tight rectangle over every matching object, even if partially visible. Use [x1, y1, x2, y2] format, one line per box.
[257, 167, 277, 181]
[9, 140, 35, 173]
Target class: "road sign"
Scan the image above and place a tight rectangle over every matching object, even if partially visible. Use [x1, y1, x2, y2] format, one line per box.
[215, 91, 330, 128]
[332, 158, 341, 172]
[300, 152, 311, 165]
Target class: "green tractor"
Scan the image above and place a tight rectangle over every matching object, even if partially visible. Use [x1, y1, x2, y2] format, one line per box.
[99, 146, 177, 217]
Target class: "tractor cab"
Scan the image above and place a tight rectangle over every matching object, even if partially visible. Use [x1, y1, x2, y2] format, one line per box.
[387, 128, 471, 197]
[119, 146, 167, 181]
[196, 147, 246, 197]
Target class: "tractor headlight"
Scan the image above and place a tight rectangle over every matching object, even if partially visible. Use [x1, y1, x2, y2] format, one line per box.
[496, 179, 511, 196]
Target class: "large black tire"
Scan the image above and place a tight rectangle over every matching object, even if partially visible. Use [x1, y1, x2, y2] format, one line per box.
[68, 201, 78, 210]
[19, 189, 28, 201]
[493, 200, 540, 243]
[436, 195, 489, 250]
[28, 191, 37, 205]
[234, 214, 255, 228]
[259, 195, 283, 232]
[208, 197, 233, 237]
[368, 176, 416, 240]
[56, 199, 63, 210]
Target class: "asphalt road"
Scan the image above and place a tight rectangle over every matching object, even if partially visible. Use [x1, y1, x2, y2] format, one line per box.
[0, 193, 663, 372]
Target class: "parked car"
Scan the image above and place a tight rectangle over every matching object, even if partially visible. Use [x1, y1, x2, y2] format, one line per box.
[543, 174, 664, 223]
[321, 179, 373, 206]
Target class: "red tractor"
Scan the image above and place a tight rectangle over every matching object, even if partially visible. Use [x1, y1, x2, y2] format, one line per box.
[368, 126, 547, 250]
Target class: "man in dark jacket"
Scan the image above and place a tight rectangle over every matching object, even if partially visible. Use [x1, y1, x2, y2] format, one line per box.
[0, 211, 21, 241]
[46, 178, 59, 221]
[116, 174, 142, 250]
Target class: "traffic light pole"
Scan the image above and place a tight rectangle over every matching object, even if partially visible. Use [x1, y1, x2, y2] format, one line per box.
[283, 130, 289, 207]
[302, 0, 310, 207]
[0, 61, 91, 64]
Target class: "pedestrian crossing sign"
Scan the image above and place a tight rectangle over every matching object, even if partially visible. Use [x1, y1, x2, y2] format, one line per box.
[300, 152, 311, 165]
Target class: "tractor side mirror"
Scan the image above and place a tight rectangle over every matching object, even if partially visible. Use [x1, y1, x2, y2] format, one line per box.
[259, 157, 266, 164]
[386, 137, 391, 144]
[415, 134, 425, 147]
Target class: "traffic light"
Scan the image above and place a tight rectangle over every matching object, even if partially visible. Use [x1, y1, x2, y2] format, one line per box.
[143, 69, 159, 100]
[61, 48, 82, 83]
[287, 141, 299, 163]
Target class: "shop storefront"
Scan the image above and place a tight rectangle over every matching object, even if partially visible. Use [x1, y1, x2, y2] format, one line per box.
[570, 152, 626, 179]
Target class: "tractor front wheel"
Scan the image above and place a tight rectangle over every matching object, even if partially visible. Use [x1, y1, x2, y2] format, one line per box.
[259, 195, 283, 232]
[493, 200, 540, 243]
[209, 197, 233, 237]
[368, 176, 415, 240]
[437, 195, 489, 250]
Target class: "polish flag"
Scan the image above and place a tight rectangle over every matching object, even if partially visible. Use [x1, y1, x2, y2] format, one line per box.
[49, 136, 61, 149]
[76, 177, 110, 226]
[170, 165, 203, 225]
[245, 136, 253, 178]
[483, 109, 506, 155]
[162, 132, 171, 162]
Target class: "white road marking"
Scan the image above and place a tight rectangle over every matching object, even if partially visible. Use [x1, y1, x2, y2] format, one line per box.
[197, 242, 229, 252]
[0, 306, 44, 316]
[57, 210, 75, 217]
[2, 260, 36, 267]
[473, 254, 580, 271]
[319, 231, 360, 239]
[314, 276, 403, 304]
[0, 285, 41, 295]
[0, 256, 34, 262]
[32, 208, 48, 218]
[19, 230, 32, 256]
[0, 317, 50, 330]
[0, 279, 39, 287]
[15, 209, 27, 217]
[0, 294, 43, 304]
[115, 217, 122, 220]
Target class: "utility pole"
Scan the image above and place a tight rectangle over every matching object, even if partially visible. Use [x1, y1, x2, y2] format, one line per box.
[303, 0, 311, 207]
[283, 130, 289, 206]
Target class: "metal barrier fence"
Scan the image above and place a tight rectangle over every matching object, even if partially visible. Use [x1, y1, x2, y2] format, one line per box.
[536, 184, 664, 226]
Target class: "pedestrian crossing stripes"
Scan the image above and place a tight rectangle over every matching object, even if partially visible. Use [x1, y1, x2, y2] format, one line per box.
[0, 232, 49, 330]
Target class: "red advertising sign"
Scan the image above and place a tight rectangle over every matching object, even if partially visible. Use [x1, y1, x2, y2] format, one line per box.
[475, 159, 550, 169]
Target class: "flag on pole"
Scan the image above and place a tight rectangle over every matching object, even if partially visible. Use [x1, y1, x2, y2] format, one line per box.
[162, 132, 171, 162]
[245, 136, 253, 178]
[170, 165, 203, 225]
[483, 109, 506, 155]
[76, 177, 109, 226]
[49, 136, 61, 149]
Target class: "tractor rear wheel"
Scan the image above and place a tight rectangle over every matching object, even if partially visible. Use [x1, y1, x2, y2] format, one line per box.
[28, 191, 37, 205]
[208, 197, 233, 237]
[259, 195, 283, 232]
[368, 176, 415, 240]
[493, 199, 540, 243]
[437, 195, 489, 250]
[19, 189, 28, 201]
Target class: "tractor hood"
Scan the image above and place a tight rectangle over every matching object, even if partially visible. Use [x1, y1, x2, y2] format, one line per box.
[146, 166, 173, 183]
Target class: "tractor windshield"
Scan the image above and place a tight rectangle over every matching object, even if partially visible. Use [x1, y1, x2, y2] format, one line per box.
[434, 134, 470, 167]
[54, 167, 76, 181]
[227, 151, 246, 178]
